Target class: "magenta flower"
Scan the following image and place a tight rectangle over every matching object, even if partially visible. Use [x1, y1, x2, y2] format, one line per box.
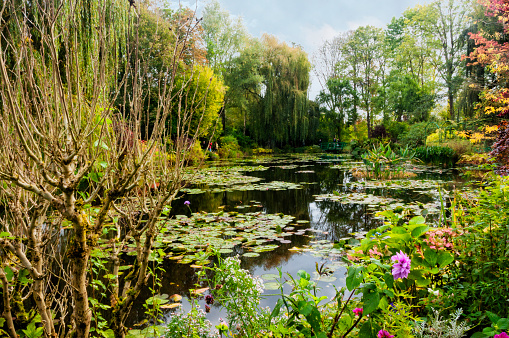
[353, 307, 363, 316]
[494, 333, 509, 338]
[205, 294, 214, 305]
[377, 330, 395, 338]
[391, 250, 411, 280]
[184, 200, 191, 206]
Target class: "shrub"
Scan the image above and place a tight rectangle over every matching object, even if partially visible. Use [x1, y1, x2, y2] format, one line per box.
[218, 135, 243, 158]
[399, 122, 432, 148]
[372, 124, 389, 139]
[347, 120, 368, 142]
[414, 146, 456, 166]
[385, 121, 409, 142]
[187, 141, 206, 165]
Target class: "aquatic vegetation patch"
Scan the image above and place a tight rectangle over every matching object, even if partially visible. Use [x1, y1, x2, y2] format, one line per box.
[156, 212, 296, 263]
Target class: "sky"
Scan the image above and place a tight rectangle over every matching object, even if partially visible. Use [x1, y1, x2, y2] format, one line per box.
[178, 0, 435, 99]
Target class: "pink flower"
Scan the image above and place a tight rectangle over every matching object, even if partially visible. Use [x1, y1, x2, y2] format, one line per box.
[494, 333, 509, 338]
[391, 250, 411, 280]
[377, 330, 395, 338]
[369, 246, 383, 257]
[353, 308, 363, 316]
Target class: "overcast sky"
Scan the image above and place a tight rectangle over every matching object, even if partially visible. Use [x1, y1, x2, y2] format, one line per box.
[179, 0, 435, 99]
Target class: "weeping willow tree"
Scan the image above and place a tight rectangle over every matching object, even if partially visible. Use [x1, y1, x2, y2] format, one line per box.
[249, 34, 312, 148]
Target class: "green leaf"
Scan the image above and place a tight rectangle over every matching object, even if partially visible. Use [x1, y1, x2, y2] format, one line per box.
[270, 298, 283, 319]
[93, 140, 110, 151]
[424, 249, 437, 267]
[470, 333, 487, 338]
[346, 266, 364, 291]
[362, 290, 380, 315]
[383, 272, 394, 289]
[437, 252, 454, 267]
[411, 225, 429, 238]
[4, 267, 13, 282]
[358, 322, 372, 338]
[297, 270, 311, 281]
[485, 311, 500, 325]
[409, 216, 425, 225]
[497, 318, 509, 330]
[391, 227, 408, 234]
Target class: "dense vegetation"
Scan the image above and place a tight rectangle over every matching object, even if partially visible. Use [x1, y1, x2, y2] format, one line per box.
[1, 0, 509, 337]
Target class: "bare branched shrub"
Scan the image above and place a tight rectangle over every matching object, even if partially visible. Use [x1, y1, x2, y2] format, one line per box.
[0, 0, 213, 336]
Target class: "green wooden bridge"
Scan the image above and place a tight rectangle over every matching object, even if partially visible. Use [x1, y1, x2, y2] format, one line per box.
[320, 142, 347, 152]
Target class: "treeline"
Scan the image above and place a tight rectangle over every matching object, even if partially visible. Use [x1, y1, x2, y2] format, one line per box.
[314, 0, 506, 144]
[116, 1, 319, 150]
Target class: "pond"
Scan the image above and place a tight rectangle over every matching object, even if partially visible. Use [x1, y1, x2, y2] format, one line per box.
[126, 154, 465, 328]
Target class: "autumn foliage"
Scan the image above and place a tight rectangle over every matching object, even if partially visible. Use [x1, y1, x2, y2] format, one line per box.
[467, 0, 509, 117]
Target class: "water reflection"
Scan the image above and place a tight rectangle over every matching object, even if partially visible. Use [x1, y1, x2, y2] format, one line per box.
[127, 155, 463, 327]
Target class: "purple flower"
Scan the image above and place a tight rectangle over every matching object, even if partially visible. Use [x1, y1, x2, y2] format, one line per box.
[377, 330, 395, 338]
[205, 304, 211, 313]
[184, 200, 190, 206]
[353, 308, 363, 316]
[495, 333, 509, 338]
[205, 294, 214, 305]
[391, 250, 411, 280]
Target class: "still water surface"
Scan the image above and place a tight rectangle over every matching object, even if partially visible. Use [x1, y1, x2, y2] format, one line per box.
[127, 154, 461, 328]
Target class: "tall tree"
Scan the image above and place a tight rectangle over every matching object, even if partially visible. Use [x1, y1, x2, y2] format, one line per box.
[317, 78, 356, 141]
[409, 0, 472, 120]
[245, 34, 312, 147]
[343, 26, 385, 137]
[201, 0, 249, 132]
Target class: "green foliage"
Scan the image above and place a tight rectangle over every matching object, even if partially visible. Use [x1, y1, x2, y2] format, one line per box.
[347, 121, 369, 142]
[163, 305, 213, 338]
[209, 256, 272, 337]
[171, 64, 225, 139]
[399, 122, 432, 148]
[317, 78, 356, 142]
[343, 212, 459, 336]
[361, 143, 415, 179]
[243, 35, 313, 148]
[441, 176, 509, 323]
[470, 311, 509, 338]
[218, 135, 243, 158]
[385, 121, 409, 141]
[414, 146, 456, 166]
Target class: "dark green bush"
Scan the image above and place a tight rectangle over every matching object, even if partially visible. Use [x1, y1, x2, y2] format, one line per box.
[385, 121, 409, 141]
[414, 146, 456, 166]
[399, 122, 432, 148]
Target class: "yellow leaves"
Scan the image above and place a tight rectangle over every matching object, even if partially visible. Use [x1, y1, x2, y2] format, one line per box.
[469, 132, 485, 144]
[484, 125, 499, 133]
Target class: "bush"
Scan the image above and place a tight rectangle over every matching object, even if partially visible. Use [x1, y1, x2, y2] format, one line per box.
[187, 141, 206, 165]
[399, 122, 432, 148]
[372, 124, 389, 139]
[347, 120, 368, 142]
[218, 135, 243, 158]
[414, 146, 456, 166]
[230, 129, 256, 149]
[385, 121, 409, 142]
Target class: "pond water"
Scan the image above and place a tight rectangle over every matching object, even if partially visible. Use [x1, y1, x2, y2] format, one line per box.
[126, 154, 464, 328]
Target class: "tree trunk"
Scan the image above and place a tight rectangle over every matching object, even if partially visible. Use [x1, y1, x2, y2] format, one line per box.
[0, 268, 17, 338]
[448, 89, 455, 121]
[70, 213, 92, 338]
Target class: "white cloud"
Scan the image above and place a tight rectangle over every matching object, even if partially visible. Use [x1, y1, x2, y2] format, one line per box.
[346, 16, 386, 30]
[302, 24, 342, 49]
